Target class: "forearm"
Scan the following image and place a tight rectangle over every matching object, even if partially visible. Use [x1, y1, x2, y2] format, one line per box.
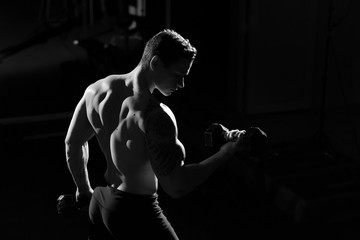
[169, 150, 233, 198]
[65, 142, 91, 191]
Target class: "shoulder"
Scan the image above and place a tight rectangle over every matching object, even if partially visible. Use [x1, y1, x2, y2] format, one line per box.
[84, 76, 128, 128]
[144, 102, 178, 141]
[85, 75, 132, 106]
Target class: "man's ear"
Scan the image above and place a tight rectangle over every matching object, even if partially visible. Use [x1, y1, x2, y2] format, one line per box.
[150, 56, 161, 71]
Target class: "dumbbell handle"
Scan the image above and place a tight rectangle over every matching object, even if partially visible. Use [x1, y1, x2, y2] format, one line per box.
[204, 123, 230, 148]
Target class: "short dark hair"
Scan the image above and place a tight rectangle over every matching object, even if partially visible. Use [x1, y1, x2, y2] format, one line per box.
[141, 29, 197, 68]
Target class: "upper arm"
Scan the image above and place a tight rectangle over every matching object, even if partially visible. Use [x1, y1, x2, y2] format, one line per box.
[65, 94, 95, 150]
[145, 107, 185, 177]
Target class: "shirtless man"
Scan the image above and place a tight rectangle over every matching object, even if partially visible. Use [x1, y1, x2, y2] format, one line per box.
[65, 29, 244, 239]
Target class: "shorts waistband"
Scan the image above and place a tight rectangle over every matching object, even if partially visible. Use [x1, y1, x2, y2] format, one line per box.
[107, 186, 158, 200]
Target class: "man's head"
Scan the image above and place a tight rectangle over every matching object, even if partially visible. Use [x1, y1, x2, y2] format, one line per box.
[141, 29, 197, 96]
[141, 29, 197, 68]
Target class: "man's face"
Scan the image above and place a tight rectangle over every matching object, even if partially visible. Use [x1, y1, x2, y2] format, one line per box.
[155, 58, 194, 96]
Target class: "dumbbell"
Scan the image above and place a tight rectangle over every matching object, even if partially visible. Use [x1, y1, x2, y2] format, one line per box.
[204, 123, 269, 157]
[56, 194, 90, 216]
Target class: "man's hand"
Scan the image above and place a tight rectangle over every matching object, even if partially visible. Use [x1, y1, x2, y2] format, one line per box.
[76, 187, 94, 208]
[220, 129, 246, 157]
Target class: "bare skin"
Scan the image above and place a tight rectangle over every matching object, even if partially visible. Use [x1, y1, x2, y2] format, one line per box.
[65, 56, 244, 202]
[65, 66, 158, 199]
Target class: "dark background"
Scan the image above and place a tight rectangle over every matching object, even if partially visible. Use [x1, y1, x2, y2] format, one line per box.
[2, 0, 360, 239]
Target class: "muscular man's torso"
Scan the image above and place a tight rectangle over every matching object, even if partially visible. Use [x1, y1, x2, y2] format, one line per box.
[84, 75, 159, 195]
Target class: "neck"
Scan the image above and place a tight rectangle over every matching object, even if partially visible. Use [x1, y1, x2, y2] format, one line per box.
[130, 65, 154, 96]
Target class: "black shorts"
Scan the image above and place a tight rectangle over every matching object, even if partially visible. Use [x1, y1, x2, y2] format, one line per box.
[88, 186, 178, 240]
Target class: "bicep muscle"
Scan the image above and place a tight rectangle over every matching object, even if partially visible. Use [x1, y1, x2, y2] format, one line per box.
[145, 108, 185, 176]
